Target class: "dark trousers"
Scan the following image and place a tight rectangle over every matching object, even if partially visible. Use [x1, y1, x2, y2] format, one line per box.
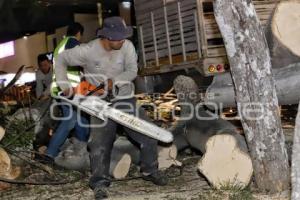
[88, 98, 158, 189]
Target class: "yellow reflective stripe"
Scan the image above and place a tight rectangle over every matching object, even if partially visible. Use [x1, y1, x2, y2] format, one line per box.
[67, 73, 81, 82]
[57, 43, 66, 54]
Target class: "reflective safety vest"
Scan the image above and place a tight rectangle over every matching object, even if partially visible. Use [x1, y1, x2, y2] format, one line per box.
[50, 37, 81, 97]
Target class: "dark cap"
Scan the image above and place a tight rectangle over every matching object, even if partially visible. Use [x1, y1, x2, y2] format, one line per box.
[97, 16, 133, 41]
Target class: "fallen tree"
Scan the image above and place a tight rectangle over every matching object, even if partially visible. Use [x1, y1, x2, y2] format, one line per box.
[55, 137, 131, 179]
[173, 75, 252, 188]
[55, 137, 180, 178]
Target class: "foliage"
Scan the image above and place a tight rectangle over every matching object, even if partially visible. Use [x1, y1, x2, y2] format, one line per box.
[1, 120, 34, 149]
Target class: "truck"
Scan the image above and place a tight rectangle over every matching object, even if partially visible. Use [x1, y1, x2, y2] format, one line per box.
[133, 0, 278, 77]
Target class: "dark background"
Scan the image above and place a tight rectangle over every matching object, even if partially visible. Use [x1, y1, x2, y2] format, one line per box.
[0, 0, 131, 43]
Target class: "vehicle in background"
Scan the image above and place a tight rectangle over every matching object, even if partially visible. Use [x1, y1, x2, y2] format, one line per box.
[134, 0, 278, 76]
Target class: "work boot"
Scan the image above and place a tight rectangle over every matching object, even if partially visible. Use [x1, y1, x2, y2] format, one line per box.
[142, 170, 168, 186]
[34, 154, 65, 170]
[93, 186, 108, 200]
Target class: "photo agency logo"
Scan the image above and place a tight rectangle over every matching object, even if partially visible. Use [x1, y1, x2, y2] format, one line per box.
[50, 80, 267, 128]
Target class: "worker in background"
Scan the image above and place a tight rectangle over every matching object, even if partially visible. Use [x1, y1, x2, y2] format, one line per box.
[54, 16, 168, 199]
[35, 54, 52, 100]
[41, 22, 89, 161]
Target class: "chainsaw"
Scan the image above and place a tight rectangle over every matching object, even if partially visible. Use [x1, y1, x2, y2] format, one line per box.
[55, 81, 173, 143]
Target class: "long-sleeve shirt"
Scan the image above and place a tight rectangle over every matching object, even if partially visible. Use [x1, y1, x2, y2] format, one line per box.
[35, 68, 53, 98]
[55, 39, 138, 99]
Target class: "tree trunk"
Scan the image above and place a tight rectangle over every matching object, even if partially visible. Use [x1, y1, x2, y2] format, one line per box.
[213, 0, 289, 193]
[292, 103, 300, 200]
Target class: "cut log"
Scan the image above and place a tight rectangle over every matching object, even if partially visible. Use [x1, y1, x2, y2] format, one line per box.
[173, 75, 201, 105]
[185, 113, 248, 154]
[54, 138, 90, 172]
[0, 148, 12, 179]
[0, 148, 21, 180]
[173, 75, 252, 188]
[265, 1, 300, 68]
[109, 137, 137, 179]
[182, 105, 251, 189]
[0, 126, 5, 142]
[198, 134, 253, 189]
[110, 136, 140, 165]
[157, 144, 182, 169]
[55, 136, 179, 178]
[111, 137, 181, 170]
[109, 153, 131, 179]
[55, 137, 133, 179]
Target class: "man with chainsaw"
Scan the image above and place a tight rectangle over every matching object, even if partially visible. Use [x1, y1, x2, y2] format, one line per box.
[54, 16, 168, 199]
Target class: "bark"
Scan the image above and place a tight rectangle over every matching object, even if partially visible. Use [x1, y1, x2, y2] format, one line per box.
[292, 103, 300, 200]
[185, 115, 248, 153]
[214, 0, 289, 193]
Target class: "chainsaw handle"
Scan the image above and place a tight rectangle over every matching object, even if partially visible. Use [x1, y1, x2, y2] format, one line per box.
[86, 82, 105, 96]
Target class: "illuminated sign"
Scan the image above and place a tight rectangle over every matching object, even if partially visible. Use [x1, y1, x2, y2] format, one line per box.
[0, 41, 15, 59]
